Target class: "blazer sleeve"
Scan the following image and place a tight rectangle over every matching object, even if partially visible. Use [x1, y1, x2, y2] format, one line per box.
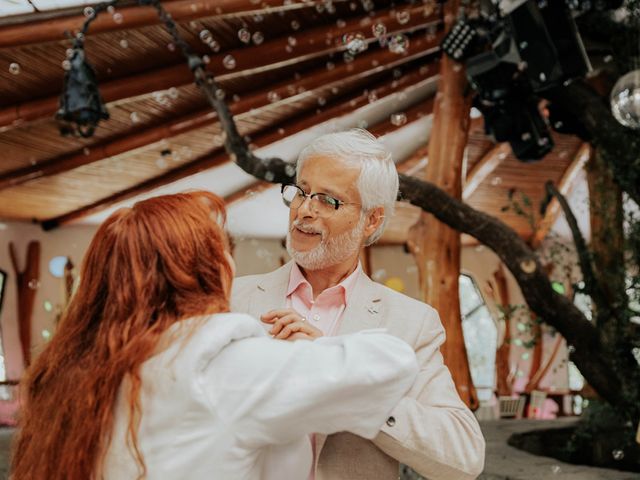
[198, 330, 419, 448]
[372, 308, 486, 480]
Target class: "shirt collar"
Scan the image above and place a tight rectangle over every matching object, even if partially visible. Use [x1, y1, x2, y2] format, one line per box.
[286, 262, 362, 303]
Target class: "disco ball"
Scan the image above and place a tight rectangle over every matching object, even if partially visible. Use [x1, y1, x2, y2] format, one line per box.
[610, 69, 640, 129]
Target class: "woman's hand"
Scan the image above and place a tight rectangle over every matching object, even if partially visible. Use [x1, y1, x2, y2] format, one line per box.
[260, 308, 323, 341]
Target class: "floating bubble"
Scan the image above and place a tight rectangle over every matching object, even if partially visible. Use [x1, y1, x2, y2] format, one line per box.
[288, 36, 297, 47]
[167, 43, 176, 52]
[326, 61, 335, 70]
[268, 91, 281, 103]
[612, 449, 624, 460]
[285, 164, 296, 177]
[611, 69, 640, 129]
[252, 31, 264, 45]
[238, 28, 251, 43]
[44, 301, 53, 312]
[520, 259, 536, 273]
[343, 32, 367, 55]
[168, 87, 179, 99]
[390, 112, 407, 126]
[372, 269, 387, 281]
[215, 89, 226, 100]
[396, 10, 411, 25]
[223, 55, 236, 69]
[156, 157, 168, 169]
[28, 279, 40, 290]
[61, 60, 71, 71]
[9, 62, 20, 75]
[550, 465, 561, 474]
[372, 23, 387, 38]
[336, 19, 346, 28]
[119, 39, 129, 48]
[317, 97, 326, 106]
[112, 12, 123, 24]
[42, 329, 52, 340]
[291, 20, 300, 30]
[83, 6, 94, 17]
[368, 91, 378, 103]
[200, 29, 212, 43]
[265, 171, 275, 182]
[83, 147, 90, 156]
[490, 176, 503, 186]
[388, 34, 410, 54]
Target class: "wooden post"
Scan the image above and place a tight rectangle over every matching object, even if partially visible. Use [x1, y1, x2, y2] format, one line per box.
[493, 265, 513, 396]
[8, 241, 40, 367]
[406, 0, 477, 409]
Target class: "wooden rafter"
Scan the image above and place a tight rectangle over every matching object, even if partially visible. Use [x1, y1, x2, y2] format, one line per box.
[41, 63, 437, 229]
[462, 143, 510, 200]
[0, 6, 438, 130]
[530, 143, 591, 249]
[0, 0, 315, 48]
[0, 38, 439, 191]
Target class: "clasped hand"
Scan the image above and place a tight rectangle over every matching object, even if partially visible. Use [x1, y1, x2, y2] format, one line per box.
[260, 308, 323, 341]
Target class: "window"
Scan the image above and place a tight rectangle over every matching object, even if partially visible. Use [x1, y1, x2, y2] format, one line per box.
[459, 274, 497, 401]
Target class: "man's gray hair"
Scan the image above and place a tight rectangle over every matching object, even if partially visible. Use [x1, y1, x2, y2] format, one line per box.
[296, 128, 399, 246]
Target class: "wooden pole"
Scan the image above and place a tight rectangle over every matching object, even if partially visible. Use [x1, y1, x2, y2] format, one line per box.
[0, 0, 312, 48]
[493, 264, 513, 396]
[406, 0, 477, 409]
[8, 241, 40, 367]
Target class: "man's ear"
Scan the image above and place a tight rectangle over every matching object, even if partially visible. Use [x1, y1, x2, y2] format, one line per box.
[363, 206, 385, 239]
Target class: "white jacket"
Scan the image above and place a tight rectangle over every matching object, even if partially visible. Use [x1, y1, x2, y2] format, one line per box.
[100, 313, 418, 479]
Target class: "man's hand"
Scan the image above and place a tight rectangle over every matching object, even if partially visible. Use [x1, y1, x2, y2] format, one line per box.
[261, 308, 323, 341]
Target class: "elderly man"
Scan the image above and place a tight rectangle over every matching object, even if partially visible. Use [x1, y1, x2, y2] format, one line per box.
[231, 129, 485, 480]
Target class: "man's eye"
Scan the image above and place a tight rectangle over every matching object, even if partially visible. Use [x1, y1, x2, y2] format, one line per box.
[320, 195, 339, 207]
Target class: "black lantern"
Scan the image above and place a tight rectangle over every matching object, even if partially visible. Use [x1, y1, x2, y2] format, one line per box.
[56, 43, 109, 138]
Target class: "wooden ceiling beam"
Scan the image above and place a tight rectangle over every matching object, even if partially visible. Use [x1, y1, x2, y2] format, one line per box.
[41, 62, 437, 229]
[0, 6, 438, 130]
[1, 34, 440, 191]
[0, 0, 316, 48]
[462, 142, 511, 200]
[530, 142, 591, 249]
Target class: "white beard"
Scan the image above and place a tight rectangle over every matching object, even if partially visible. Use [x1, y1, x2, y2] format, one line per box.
[286, 215, 365, 271]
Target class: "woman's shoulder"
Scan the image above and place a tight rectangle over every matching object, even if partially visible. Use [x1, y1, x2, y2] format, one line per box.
[163, 312, 268, 369]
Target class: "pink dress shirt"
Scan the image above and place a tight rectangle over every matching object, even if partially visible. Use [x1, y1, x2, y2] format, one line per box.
[285, 262, 363, 479]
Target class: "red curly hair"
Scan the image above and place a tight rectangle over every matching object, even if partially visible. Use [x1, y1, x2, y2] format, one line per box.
[11, 191, 233, 480]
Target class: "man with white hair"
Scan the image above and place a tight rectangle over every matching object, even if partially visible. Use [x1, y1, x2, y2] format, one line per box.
[231, 129, 485, 480]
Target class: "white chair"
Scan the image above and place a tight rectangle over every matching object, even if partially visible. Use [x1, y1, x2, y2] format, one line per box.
[498, 395, 526, 419]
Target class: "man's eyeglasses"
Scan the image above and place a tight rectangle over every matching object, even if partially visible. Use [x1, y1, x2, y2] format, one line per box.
[281, 184, 359, 216]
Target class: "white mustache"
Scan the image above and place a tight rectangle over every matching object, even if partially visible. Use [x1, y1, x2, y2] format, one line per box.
[291, 220, 324, 237]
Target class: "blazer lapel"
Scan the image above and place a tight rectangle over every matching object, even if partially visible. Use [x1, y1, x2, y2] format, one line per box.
[336, 273, 385, 335]
[247, 261, 293, 319]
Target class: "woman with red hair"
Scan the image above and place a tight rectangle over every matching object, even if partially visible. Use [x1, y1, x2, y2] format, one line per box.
[11, 191, 417, 480]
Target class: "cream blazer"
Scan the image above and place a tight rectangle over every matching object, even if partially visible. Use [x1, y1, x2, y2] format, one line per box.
[100, 313, 418, 479]
[232, 262, 486, 480]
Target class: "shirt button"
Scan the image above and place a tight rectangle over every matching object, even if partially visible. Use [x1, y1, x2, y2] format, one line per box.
[386, 416, 396, 427]
[312, 314, 320, 322]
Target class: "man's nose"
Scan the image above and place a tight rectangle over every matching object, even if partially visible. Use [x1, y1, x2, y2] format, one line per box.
[296, 195, 318, 218]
